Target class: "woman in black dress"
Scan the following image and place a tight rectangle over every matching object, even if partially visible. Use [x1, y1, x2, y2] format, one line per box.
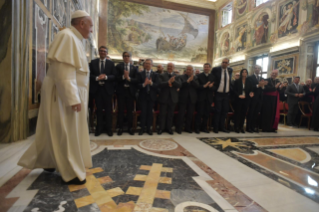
[233, 69, 253, 133]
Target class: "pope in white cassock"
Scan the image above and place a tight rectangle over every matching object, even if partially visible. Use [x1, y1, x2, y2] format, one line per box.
[18, 10, 94, 185]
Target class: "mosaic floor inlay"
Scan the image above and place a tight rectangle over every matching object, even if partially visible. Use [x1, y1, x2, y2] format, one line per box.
[199, 136, 319, 204]
[0, 138, 271, 212]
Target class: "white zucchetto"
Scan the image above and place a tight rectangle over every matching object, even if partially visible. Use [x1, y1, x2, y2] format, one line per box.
[71, 10, 90, 19]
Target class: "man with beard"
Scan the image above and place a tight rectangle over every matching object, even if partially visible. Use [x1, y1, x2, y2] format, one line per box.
[157, 63, 181, 135]
[157, 64, 164, 74]
[246, 65, 267, 133]
[211, 58, 233, 133]
[260, 70, 281, 132]
[195, 63, 215, 134]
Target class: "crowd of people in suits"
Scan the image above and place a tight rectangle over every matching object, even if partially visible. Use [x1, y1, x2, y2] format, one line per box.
[89, 46, 319, 136]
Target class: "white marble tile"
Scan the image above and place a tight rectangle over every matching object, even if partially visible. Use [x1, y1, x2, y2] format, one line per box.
[238, 182, 319, 210]
[7, 169, 42, 198]
[193, 177, 236, 211]
[269, 201, 319, 212]
[0, 166, 23, 187]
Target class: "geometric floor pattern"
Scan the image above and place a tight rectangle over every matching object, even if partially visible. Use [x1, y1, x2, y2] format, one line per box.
[1, 131, 319, 212]
[199, 136, 319, 204]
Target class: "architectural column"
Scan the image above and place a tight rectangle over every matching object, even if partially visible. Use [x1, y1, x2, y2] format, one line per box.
[98, 0, 108, 47]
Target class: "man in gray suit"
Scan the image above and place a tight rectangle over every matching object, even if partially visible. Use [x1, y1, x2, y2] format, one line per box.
[285, 76, 305, 126]
[176, 65, 200, 133]
[157, 63, 181, 134]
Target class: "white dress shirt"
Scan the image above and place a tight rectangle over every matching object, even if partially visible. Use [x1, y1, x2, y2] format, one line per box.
[217, 68, 230, 93]
[96, 58, 108, 81]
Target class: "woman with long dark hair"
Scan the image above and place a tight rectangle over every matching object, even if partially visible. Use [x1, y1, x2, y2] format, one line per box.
[233, 69, 254, 133]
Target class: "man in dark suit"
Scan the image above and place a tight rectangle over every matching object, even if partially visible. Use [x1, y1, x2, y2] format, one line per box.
[211, 58, 233, 133]
[246, 65, 268, 133]
[115, 52, 138, 135]
[195, 63, 215, 134]
[89, 46, 116, 137]
[285, 76, 305, 126]
[157, 63, 181, 135]
[137, 59, 159, 135]
[176, 65, 199, 134]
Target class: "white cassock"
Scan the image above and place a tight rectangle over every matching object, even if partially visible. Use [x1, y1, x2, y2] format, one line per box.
[18, 26, 92, 182]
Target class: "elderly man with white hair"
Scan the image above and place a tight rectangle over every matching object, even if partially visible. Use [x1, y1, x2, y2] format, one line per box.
[18, 10, 94, 185]
[176, 65, 199, 134]
[260, 69, 281, 132]
[157, 63, 181, 135]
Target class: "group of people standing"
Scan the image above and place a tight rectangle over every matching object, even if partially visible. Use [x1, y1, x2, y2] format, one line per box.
[89, 48, 319, 136]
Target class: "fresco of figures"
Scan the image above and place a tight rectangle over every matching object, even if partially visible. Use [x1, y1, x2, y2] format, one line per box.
[312, 0, 319, 27]
[220, 32, 230, 56]
[107, 0, 209, 63]
[278, 0, 300, 38]
[233, 24, 247, 52]
[253, 13, 269, 46]
[235, 0, 248, 17]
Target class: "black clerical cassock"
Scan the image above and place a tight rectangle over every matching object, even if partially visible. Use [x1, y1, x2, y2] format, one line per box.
[260, 77, 281, 132]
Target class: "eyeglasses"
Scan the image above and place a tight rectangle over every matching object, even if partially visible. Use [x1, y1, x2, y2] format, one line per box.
[222, 62, 229, 64]
[99, 50, 107, 53]
[123, 55, 130, 57]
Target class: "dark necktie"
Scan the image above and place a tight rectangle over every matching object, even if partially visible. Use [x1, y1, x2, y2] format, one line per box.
[124, 64, 129, 86]
[168, 73, 172, 78]
[223, 69, 227, 93]
[146, 71, 150, 93]
[256, 75, 259, 82]
[101, 60, 105, 74]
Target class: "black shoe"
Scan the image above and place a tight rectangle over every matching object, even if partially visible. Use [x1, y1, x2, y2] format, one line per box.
[235, 129, 240, 133]
[176, 129, 182, 134]
[195, 129, 200, 134]
[167, 129, 174, 135]
[246, 129, 253, 133]
[107, 131, 113, 137]
[213, 129, 218, 133]
[157, 129, 163, 135]
[139, 129, 144, 135]
[185, 129, 192, 133]
[241, 129, 245, 133]
[314, 128, 319, 131]
[117, 128, 123, 136]
[201, 129, 209, 133]
[221, 129, 230, 133]
[252, 128, 259, 133]
[95, 130, 102, 136]
[147, 129, 153, 135]
[44, 168, 55, 173]
[128, 128, 134, 135]
[65, 178, 86, 185]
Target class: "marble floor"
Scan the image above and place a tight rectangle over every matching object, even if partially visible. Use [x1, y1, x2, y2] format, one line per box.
[1, 125, 319, 212]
